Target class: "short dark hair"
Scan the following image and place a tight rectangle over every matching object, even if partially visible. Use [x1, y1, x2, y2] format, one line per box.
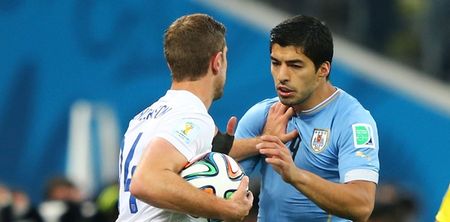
[164, 14, 226, 81]
[270, 15, 333, 78]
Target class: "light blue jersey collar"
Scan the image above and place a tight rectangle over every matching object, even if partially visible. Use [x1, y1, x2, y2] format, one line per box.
[299, 88, 341, 115]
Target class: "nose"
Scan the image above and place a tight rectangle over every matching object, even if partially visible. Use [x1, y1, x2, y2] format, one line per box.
[277, 64, 289, 84]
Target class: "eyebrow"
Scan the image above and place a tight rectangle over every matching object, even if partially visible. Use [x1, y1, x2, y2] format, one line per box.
[271, 56, 304, 65]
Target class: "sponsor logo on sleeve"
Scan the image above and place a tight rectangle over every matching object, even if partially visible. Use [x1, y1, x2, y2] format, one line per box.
[355, 151, 371, 161]
[311, 128, 330, 153]
[352, 123, 375, 148]
[175, 121, 199, 144]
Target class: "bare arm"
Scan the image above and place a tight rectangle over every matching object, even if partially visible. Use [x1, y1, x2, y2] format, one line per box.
[130, 137, 253, 221]
[258, 135, 375, 222]
[229, 137, 263, 161]
[229, 102, 298, 161]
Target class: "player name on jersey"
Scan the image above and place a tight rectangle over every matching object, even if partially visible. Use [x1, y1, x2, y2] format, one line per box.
[134, 104, 172, 121]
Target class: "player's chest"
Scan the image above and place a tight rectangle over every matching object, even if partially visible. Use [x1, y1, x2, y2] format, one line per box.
[286, 119, 338, 162]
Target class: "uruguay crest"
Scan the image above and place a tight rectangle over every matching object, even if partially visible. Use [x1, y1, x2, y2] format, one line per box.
[311, 128, 330, 153]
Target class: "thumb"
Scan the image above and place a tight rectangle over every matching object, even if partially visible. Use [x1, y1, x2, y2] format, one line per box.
[226, 116, 238, 136]
[235, 176, 249, 195]
[237, 176, 253, 202]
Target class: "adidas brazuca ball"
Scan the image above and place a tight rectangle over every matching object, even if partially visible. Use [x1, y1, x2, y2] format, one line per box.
[181, 152, 245, 200]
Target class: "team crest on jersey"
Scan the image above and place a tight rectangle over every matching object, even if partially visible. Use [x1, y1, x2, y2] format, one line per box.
[311, 128, 330, 153]
[174, 121, 199, 144]
[352, 123, 375, 148]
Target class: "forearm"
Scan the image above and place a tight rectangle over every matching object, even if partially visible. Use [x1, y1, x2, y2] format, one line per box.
[131, 169, 234, 220]
[229, 137, 261, 161]
[290, 169, 375, 221]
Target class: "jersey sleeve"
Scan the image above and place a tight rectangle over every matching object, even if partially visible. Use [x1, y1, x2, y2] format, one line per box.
[154, 112, 215, 161]
[338, 110, 380, 184]
[236, 98, 276, 175]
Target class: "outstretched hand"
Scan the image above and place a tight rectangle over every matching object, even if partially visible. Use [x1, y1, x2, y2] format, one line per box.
[263, 102, 298, 143]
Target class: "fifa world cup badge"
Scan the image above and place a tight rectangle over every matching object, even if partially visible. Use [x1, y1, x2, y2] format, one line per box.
[352, 123, 375, 148]
[311, 128, 329, 153]
[174, 121, 199, 144]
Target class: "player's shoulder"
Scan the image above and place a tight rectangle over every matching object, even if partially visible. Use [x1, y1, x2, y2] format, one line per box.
[158, 90, 212, 119]
[247, 97, 279, 114]
[335, 89, 377, 127]
[131, 90, 213, 128]
[337, 89, 373, 116]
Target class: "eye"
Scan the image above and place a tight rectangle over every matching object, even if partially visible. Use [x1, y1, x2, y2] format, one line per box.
[271, 60, 281, 66]
[289, 64, 302, 69]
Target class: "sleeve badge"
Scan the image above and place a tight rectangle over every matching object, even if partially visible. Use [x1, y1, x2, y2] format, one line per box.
[174, 121, 199, 144]
[352, 123, 375, 148]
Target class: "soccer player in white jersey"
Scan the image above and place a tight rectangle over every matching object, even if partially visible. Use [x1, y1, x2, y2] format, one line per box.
[231, 15, 380, 221]
[116, 14, 253, 222]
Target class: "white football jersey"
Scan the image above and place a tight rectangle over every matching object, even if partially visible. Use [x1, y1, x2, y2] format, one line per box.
[116, 90, 215, 222]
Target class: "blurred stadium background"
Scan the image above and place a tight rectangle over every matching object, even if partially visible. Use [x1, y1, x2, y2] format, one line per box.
[0, 0, 449, 221]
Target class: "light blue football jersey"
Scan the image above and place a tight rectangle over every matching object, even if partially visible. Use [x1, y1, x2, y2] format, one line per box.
[236, 88, 379, 222]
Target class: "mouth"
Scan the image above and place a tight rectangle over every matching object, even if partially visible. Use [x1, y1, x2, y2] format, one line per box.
[277, 85, 294, 97]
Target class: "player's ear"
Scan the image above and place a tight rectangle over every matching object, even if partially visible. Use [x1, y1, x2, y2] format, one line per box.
[317, 61, 330, 79]
[211, 51, 223, 75]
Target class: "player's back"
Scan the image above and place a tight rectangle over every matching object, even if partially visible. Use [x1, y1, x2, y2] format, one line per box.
[116, 90, 214, 222]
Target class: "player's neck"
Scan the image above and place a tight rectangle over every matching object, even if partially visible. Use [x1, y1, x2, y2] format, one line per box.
[171, 80, 213, 109]
[293, 82, 336, 113]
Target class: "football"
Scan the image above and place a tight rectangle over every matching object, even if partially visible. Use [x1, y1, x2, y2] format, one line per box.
[180, 152, 245, 199]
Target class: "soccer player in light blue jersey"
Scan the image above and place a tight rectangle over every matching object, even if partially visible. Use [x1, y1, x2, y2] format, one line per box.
[233, 15, 379, 221]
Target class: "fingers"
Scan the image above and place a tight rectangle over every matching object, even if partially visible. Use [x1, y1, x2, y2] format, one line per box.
[237, 176, 249, 193]
[260, 135, 283, 143]
[256, 135, 283, 157]
[270, 101, 287, 112]
[226, 116, 238, 136]
[237, 176, 253, 207]
[258, 147, 281, 157]
[285, 106, 295, 118]
[263, 155, 284, 166]
[281, 129, 299, 143]
[270, 102, 294, 119]
[257, 135, 291, 158]
[264, 102, 298, 144]
[226, 176, 252, 222]
[256, 140, 280, 150]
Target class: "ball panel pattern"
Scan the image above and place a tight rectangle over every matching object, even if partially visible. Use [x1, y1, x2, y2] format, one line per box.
[180, 152, 244, 199]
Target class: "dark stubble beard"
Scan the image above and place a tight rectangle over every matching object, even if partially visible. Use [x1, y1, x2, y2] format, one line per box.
[278, 90, 313, 108]
[213, 80, 224, 101]
[213, 87, 223, 101]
